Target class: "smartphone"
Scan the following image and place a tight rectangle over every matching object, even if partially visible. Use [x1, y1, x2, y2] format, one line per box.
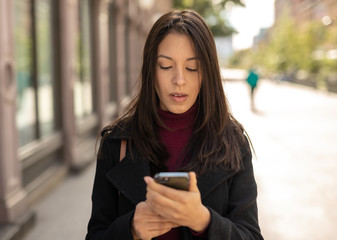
[154, 172, 189, 191]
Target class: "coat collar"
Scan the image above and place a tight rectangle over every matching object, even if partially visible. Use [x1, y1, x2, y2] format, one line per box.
[106, 152, 236, 205]
[106, 152, 151, 205]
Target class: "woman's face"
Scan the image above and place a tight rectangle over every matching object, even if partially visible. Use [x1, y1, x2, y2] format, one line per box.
[155, 33, 201, 114]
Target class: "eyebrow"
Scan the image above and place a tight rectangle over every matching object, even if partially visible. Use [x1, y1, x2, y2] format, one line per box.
[157, 55, 198, 61]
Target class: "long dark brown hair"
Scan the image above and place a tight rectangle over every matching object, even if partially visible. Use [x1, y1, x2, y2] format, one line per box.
[103, 10, 249, 174]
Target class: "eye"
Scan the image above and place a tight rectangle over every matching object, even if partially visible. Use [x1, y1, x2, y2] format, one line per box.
[160, 65, 172, 70]
[186, 67, 198, 72]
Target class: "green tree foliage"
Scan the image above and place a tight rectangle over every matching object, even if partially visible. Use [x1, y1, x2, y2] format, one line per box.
[266, 17, 304, 73]
[173, 0, 244, 36]
[265, 17, 335, 75]
[229, 15, 337, 76]
[228, 49, 254, 69]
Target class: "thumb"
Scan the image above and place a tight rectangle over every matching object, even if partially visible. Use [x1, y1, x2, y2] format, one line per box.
[188, 172, 199, 192]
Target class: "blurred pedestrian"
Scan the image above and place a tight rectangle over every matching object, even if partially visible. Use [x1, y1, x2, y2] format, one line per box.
[246, 68, 259, 112]
[86, 10, 263, 240]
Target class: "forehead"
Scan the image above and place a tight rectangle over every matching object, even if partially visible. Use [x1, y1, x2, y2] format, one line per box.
[157, 33, 196, 57]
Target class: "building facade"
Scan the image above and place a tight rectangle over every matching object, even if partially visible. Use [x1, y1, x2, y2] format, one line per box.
[0, 0, 172, 231]
[275, 0, 337, 28]
[273, 0, 337, 90]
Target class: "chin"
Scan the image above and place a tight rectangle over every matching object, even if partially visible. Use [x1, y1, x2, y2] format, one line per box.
[168, 106, 190, 114]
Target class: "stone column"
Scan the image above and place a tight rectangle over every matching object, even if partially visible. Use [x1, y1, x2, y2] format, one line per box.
[115, 0, 126, 114]
[128, 0, 140, 96]
[93, 0, 111, 128]
[0, 0, 28, 223]
[58, 0, 77, 166]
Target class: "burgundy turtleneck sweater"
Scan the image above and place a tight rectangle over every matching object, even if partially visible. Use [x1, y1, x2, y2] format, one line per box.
[156, 103, 207, 240]
[157, 103, 197, 172]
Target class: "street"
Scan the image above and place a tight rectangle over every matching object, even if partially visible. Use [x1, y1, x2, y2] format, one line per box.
[22, 77, 337, 240]
[224, 78, 337, 240]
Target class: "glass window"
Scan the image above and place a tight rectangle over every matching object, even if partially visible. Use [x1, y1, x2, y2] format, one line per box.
[14, 0, 55, 147]
[14, 0, 37, 146]
[36, 0, 54, 137]
[74, 0, 93, 119]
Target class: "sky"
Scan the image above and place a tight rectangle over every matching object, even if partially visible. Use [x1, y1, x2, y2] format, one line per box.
[227, 0, 275, 50]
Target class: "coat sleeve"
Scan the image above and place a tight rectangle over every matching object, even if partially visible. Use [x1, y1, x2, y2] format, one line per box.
[206, 143, 264, 240]
[85, 138, 134, 240]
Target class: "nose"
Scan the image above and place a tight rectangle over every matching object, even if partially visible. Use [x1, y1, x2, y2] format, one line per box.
[172, 68, 185, 86]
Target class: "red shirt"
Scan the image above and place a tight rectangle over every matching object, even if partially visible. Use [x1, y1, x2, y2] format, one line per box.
[157, 103, 208, 239]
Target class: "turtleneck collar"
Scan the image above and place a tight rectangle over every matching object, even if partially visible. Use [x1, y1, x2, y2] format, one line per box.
[157, 102, 198, 131]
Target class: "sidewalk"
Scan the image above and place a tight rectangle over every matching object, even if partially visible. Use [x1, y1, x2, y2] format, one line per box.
[224, 79, 337, 240]
[21, 78, 337, 240]
[21, 164, 96, 240]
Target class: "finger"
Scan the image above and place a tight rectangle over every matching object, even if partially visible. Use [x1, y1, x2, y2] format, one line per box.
[146, 186, 177, 210]
[137, 201, 157, 215]
[148, 222, 180, 237]
[147, 221, 178, 230]
[188, 172, 199, 192]
[145, 216, 175, 224]
[136, 221, 178, 240]
[144, 176, 154, 185]
[146, 187, 188, 221]
[138, 201, 178, 223]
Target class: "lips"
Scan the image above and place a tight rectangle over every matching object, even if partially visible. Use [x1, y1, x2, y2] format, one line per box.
[170, 92, 187, 103]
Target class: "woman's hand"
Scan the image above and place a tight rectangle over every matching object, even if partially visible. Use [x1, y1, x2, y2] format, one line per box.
[144, 172, 210, 232]
[132, 201, 179, 240]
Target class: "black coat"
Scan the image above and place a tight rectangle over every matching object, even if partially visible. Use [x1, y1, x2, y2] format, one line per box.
[86, 127, 264, 240]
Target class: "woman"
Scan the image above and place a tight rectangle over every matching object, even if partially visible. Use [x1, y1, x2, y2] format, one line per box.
[86, 10, 263, 240]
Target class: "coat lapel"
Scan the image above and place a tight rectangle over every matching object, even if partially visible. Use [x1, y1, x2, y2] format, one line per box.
[106, 145, 235, 205]
[106, 154, 151, 206]
[197, 167, 235, 199]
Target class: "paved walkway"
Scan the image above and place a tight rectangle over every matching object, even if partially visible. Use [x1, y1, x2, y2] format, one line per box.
[224, 79, 337, 240]
[22, 164, 95, 240]
[22, 78, 337, 240]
